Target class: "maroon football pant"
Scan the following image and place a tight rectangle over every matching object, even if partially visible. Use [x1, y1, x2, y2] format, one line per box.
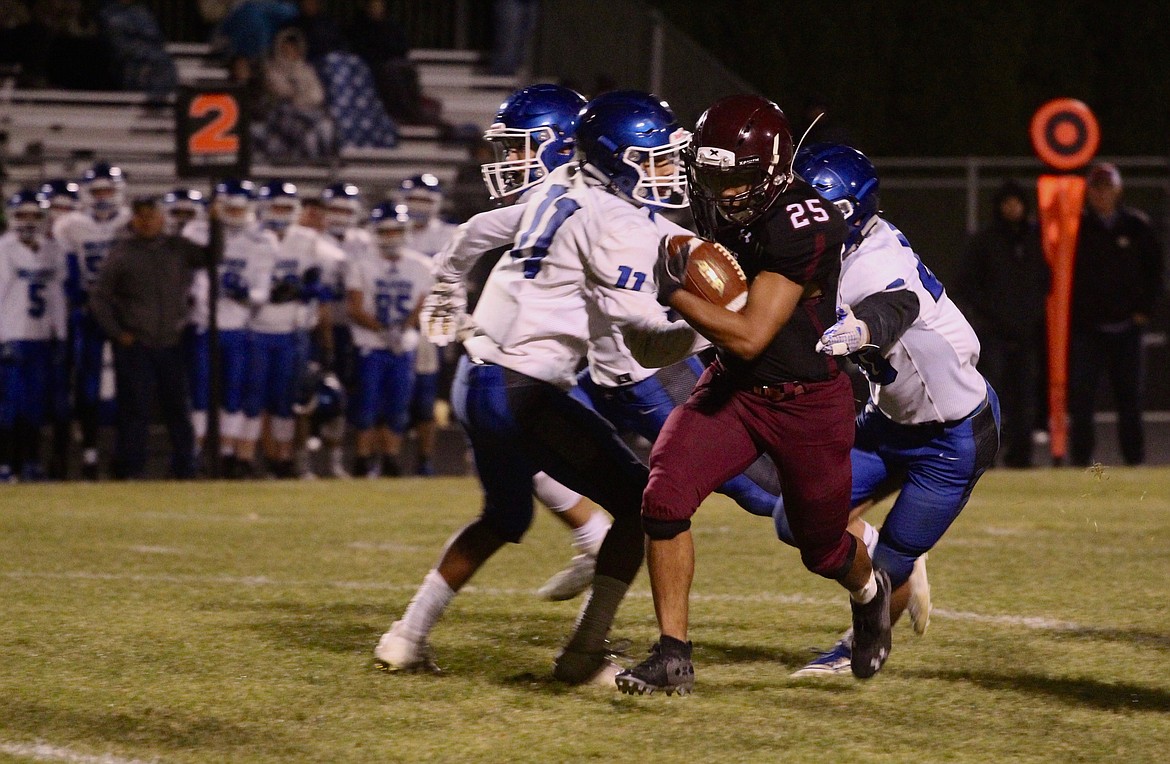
[643, 367, 856, 579]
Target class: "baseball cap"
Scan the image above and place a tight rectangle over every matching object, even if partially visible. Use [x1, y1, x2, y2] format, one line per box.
[1086, 162, 1121, 188]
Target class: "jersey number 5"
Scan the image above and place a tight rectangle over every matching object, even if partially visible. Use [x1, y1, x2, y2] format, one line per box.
[787, 199, 830, 229]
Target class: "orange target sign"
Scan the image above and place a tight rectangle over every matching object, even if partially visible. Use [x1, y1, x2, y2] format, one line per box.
[1030, 98, 1099, 172]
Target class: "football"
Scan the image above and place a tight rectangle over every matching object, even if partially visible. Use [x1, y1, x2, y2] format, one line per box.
[664, 235, 749, 311]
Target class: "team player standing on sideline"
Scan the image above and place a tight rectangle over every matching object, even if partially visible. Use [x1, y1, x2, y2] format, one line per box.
[346, 202, 434, 478]
[787, 143, 1000, 675]
[615, 95, 891, 696]
[318, 182, 371, 478]
[376, 90, 693, 684]
[36, 179, 79, 478]
[182, 179, 277, 477]
[395, 175, 458, 477]
[54, 161, 132, 480]
[238, 180, 330, 477]
[0, 191, 68, 482]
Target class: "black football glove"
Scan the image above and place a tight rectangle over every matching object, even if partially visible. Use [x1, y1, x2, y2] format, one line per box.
[654, 235, 690, 307]
[269, 278, 301, 304]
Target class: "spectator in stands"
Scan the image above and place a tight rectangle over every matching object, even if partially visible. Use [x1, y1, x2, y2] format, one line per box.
[258, 26, 334, 160]
[35, 0, 113, 90]
[348, 0, 445, 129]
[213, 0, 298, 62]
[97, 0, 178, 102]
[954, 180, 1050, 468]
[294, 0, 346, 62]
[89, 197, 217, 479]
[489, 0, 538, 77]
[0, 0, 51, 87]
[1068, 162, 1164, 466]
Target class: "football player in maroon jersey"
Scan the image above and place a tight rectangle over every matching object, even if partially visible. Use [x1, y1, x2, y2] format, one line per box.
[616, 95, 892, 695]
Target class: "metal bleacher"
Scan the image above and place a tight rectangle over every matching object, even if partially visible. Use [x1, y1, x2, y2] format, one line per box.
[0, 43, 516, 203]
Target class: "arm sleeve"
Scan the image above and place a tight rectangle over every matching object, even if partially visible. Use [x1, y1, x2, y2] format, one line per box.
[48, 250, 69, 339]
[1136, 220, 1164, 315]
[620, 317, 707, 368]
[0, 255, 13, 343]
[433, 205, 525, 283]
[851, 288, 921, 349]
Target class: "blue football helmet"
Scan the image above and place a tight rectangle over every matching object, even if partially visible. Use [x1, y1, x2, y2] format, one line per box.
[80, 161, 125, 219]
[396, 173, 443, 224]
[481, 83, 587, 199]
[320, 182, 362, 236]
[256, 179, 301, 232]
[39, 178, 80, 221]
[162, 188, 206, 234]
[7, 189, 48, 241]
[213, 178, 256, 229]
[793, 142, 880, 249]
[576, 90, 691, 209]
[368, 200, 410, 258]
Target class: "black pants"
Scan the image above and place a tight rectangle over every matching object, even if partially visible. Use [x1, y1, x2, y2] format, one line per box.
[1068, 323, 1145, 466]
[112, 342, 195, 479]
[979, 331, 1040, 467]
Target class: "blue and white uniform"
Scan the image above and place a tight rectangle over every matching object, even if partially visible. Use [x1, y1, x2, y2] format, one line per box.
[53, 207, 130, 412]
[183, 220, 276, 444]
[442, 163, 669, 546]
[0, 231, 68, 434]
[347, 247, 434, 433]
[246, 223, 331, 441]
[803, 217, 1000, 587]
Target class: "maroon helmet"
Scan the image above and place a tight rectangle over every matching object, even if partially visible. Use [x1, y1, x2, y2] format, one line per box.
[686, 94, 795, 231]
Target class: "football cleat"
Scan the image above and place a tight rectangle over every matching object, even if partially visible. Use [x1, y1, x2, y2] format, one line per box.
[614, 638, 694, 696]
[551, 645, 625, 687]
[850, 569, 892, 679]
[791, 630, 852, 677]
[374, 621, 440, 673]
[537, 553, 597, 601]
[907, 553, 932, 636]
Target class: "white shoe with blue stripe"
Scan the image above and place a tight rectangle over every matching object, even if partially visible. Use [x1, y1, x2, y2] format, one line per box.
[791, 630, 852, 677]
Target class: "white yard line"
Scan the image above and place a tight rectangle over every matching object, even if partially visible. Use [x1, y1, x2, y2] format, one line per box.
[0, 741, 156, 764]
[3, 570, 1087, 632]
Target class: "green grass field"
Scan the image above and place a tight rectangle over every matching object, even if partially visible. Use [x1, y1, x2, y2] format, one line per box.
[1, 468, 1168, 763]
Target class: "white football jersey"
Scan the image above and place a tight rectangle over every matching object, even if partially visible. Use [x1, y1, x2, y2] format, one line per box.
[0, 232, 68, 342]
[407, 218, 458, 258]
[183, 221, 278, 331]
[840, 218, 986, 424]
[296, 231, 346, 331]
[325, 227, 376, 326]
[347, 248, 435, 353]
[52, 207, 131, 294]
[252, 224, 331, 334]
[462, 165, 670, 389]
[583, 212, 699, 387]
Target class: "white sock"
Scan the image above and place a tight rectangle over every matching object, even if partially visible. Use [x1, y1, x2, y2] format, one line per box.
[571, 512, 610, 558]
[398, 569, 456, 642]
[564, 575, 628, 653]
[191, 410, 207, 440]
[860, 520, 879, 558]
[850, 571, 878, 604]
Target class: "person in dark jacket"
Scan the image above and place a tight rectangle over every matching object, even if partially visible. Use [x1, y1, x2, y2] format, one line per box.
[954, 180, 1050, 467]
[1067, 162, 1164, 466]
[89, 197, 217, 479]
